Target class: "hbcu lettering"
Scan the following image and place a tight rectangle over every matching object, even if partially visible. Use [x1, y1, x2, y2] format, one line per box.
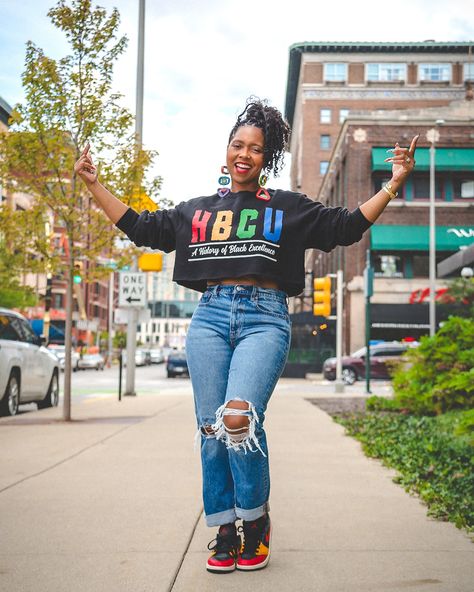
[211, 210, 233, 241]
[191, 207, 283, 243]
[191, 210, 212, 243]
[236, 209, 258, 239]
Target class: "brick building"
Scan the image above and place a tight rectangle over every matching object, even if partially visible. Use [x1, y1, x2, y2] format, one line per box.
[312, 99, 474, 352]
[281, 42, 474, 374]
[285, 41, 474, 198]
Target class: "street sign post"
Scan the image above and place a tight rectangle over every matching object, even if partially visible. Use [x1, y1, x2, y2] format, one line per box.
[118, 272, 147, 308]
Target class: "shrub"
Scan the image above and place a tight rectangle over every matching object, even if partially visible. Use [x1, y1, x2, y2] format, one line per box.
[335, 411, 474, 533]
[391, 316, 474, 415]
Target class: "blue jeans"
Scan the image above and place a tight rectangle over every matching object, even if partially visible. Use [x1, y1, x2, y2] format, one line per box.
[185, 284, 292, 527]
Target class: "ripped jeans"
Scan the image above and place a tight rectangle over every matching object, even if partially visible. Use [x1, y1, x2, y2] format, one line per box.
[185, 284, 292, 527]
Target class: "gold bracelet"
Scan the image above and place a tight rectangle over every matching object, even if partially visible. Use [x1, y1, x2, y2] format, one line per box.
[382, 183, 398, 200]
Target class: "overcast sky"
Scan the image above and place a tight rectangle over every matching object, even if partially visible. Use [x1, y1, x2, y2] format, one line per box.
[1, 0, 473, 205]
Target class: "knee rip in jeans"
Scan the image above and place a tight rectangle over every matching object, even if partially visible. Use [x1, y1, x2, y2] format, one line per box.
[212, 398, 266, 456]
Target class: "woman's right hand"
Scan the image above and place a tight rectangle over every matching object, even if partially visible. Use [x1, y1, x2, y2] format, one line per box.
[74, 143, 98, 185]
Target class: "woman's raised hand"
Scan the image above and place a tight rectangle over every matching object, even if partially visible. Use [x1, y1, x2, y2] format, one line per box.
[384, 135, 419, 185]
[74, 143, 98, 185]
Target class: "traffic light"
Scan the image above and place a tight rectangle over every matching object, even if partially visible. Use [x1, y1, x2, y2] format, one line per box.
[73, 262, 83, 284]
[138, 252, 163, 272]
[313, 276, 331, 317]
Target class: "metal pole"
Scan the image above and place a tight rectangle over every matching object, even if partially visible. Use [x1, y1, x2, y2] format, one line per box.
[429, 141, 436, 336]
[334, 269, 345, 393]
[135, 0, 145, 146]
[63, 264, 73, 420]
[364, 249, 372, 395]
[118, 351, 123, 402]
[124, 0, 145, 396]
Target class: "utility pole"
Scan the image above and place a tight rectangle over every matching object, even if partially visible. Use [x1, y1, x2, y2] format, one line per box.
[427, 121, 443, 337]
[124, 0, 145, 396]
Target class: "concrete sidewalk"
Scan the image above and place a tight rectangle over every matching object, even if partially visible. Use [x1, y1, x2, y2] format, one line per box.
[0, 383, 472, 592]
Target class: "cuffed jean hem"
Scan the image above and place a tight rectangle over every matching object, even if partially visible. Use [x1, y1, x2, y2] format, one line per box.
[205, 508, 238, 527]
[236, 501, 270, 522]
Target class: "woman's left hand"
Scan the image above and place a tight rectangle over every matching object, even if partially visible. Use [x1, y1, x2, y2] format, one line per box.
[384, 134, 419, 185]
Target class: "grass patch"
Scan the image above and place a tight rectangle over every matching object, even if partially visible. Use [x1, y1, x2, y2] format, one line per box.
[334, 409, 474, 537]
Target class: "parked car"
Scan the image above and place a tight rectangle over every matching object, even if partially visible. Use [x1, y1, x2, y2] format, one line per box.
[0, 308, 60, 416]
[322, 341, 418, 385]
[149, 348, 165, 364]
[121, 349, 151, 367]
[166, 351, 189, 378]
[135, 349, 151, 366]
[78, 353, 105, 371]
[47, 344, 80, 372]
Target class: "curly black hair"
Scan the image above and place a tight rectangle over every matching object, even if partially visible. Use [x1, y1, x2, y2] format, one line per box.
[228, 97, 291, 177]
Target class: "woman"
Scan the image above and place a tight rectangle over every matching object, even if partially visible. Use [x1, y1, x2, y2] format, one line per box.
[74, 98, 418, 574]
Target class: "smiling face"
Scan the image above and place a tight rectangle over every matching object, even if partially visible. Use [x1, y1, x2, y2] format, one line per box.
[226, 125, 265, 192]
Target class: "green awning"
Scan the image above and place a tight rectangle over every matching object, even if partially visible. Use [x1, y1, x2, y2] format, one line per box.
[371, 225, 474, 251]
[372, 148, 474, 172]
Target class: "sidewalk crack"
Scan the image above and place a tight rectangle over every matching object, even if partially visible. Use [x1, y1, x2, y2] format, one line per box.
[168, 507, 203, 591]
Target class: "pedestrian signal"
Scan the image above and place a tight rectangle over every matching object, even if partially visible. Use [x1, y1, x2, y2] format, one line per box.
[313, 277, 331, 317]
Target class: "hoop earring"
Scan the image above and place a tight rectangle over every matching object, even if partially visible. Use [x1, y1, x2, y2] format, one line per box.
[218, 165, 231, 198]
[256, 172, 271, 201]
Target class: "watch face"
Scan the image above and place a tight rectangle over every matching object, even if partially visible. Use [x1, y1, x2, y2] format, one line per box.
[353, 128, 367, 143]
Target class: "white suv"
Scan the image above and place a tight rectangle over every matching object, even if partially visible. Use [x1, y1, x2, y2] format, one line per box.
[0, 308, 60, 416]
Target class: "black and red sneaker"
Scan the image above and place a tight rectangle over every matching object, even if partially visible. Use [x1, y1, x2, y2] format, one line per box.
[237, 513, 271, 571]
[206, 523, 241, 574]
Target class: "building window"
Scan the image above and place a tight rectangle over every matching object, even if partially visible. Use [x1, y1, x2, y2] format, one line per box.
[464, 63, 474, 81]
[53, 294, 63, 309]
[339, 109, 349, 123]
[367, 63, 407, 82]
[320, 135, 331, 150]
[412, 254, 449, 278]
[412, 175, 442, 199]
[419, 63, 451, 82]
[453, 178, 474, 199]
[373, 254, 404, 278]
[320, 161, 329, 175]
[324, 63, 347, 82]
[320, 108, 331, 124]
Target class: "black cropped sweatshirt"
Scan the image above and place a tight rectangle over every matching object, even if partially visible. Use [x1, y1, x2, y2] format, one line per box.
[115, 188, 372, 297]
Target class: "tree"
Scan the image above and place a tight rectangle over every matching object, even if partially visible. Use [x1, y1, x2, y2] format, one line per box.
[0, 202, 48, 308]
[439, 277, 474, 319]
[0, 0, 168, 419]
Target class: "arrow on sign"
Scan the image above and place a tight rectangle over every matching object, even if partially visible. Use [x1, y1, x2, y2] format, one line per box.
[126, 296, 142, 303]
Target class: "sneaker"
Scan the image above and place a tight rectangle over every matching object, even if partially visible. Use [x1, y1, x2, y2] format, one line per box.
[237, 513, 271, 571]
[206, 523, 241, 573]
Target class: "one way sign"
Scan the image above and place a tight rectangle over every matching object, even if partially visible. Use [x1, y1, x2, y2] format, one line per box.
[118, 272, 147, 308]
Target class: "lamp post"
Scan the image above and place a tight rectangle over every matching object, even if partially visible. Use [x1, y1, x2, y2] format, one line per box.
[124, 0, 145, 396]
[426, 120, 444, 337]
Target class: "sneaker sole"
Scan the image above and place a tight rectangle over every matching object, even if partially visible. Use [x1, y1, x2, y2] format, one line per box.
[236, 551, 270, 571]
[236, 524, 272, 572]
[206, 564, 236, 574]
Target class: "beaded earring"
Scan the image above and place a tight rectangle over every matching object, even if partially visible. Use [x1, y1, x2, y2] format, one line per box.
[256, 173, 271, 201]
[218, 165, 231, 198]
